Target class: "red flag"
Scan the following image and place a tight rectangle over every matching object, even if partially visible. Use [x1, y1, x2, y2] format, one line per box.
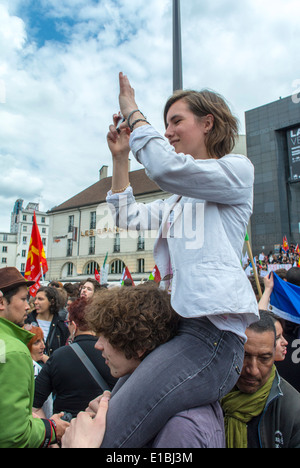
[282, 236, 289, 253]
[24, 212, 48, 296]
[95, 268, 101, 283]
[149, 265, 161, 283]
[120, 266, 135, 286]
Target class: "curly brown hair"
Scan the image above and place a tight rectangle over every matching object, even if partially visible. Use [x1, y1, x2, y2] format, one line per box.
[86, 283, 179, 360]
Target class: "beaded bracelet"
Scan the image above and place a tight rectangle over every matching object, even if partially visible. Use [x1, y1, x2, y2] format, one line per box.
[127, 109, 147, 128]
[111, 182, 131, 194]
[129, 118, 150, 132]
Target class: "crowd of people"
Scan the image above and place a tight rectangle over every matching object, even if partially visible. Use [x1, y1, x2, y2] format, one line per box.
[0, 266, 299, 448]
[0, 72, 299, 449]
[244, 245, 300, 277]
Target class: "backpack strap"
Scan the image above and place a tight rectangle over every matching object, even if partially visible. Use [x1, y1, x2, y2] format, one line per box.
[70, 343, 111, 391]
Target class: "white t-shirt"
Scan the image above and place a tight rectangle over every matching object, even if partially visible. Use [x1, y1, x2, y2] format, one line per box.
[37, 319, 51, 341]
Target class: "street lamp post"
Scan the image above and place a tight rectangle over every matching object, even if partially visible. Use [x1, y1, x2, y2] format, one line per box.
[173, 0, 183, 91]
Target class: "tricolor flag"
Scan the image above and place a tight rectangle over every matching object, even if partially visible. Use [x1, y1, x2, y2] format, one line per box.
[120, 266, 135, 286]
[24, 212, 48, 297]
[270, 273, 300, 324]
[148, 265, 161, 283]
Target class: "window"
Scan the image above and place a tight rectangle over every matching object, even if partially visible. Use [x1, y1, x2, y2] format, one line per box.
[68, 215, 74, 233]
[90, 211, 96, 230]
[42, 238, 46, 246]
[137, 258, 145, 273]
[23, 215, 27, 221]
[67, 263, 73, 276]
[22, 250, 26, 257]
[67, 239, 73, 257]
[2, 246, 7, 253]
[20, 264, 25, 273]
[89, 236, 95, 255]
[110, 260, 125, 274]
[23, 226, 27, 232]
[22, 236, 27, 244]
[114, 233, 120, 253]
[137, 233, 145, 251]
[3, 234, 7, 241]
[1, 258, 7, 264]
[42, 228, 46, 234]
[41, 217, 46, 223]
[85, 262, 99, 275]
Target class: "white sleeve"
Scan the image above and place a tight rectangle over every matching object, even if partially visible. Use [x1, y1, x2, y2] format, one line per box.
[106, 186, 166, 231]
[130, 126, 254, 205]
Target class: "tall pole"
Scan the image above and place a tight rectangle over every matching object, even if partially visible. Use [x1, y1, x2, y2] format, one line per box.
[173, 0, 183, 91]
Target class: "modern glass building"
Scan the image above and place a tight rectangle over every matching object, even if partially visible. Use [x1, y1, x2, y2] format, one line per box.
[245, 94, 300, 255]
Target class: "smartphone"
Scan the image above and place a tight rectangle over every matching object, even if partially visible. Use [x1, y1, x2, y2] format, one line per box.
[116, 115, 126, 134]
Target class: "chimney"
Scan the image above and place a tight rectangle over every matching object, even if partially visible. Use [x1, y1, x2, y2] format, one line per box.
[99, 165, 108, 180]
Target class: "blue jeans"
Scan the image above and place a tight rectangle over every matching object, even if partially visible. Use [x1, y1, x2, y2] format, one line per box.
[101, 317, 244, 448]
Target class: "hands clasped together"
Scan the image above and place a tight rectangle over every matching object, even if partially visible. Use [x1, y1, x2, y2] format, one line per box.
[61, 391, 111, 448]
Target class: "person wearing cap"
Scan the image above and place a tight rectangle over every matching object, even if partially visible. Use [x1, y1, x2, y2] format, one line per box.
[0, 267, 69, 448]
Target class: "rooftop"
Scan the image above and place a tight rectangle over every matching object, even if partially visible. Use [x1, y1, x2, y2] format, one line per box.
[48, 169, 162, 213]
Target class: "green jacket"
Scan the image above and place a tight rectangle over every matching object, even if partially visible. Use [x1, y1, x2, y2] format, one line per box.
[0, 317, 47, 448]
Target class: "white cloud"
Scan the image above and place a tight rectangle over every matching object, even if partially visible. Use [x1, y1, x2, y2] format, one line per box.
[0, 0, 299, 232]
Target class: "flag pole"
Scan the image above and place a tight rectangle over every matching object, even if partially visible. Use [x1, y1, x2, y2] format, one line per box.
[245, 233, 262, 299]
[173, 0, 183, 91]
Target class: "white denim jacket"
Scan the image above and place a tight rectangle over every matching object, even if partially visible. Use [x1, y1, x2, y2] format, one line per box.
[107, 125, 259, 322]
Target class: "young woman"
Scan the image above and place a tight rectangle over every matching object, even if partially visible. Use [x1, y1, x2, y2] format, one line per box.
[101, 73, 259, 448]
[26, 286, 69, 356]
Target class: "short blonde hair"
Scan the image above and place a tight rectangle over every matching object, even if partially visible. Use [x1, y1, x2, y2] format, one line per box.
[164, 89, 239, 159]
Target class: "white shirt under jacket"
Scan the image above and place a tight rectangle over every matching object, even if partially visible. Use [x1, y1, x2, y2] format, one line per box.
[107, 125, 259, 337]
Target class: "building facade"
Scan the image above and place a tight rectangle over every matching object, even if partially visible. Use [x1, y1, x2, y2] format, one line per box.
[47, 167, 170, 283]
[0, 232, 17, 268]
[0, 200, 49, 274]
[245, 95, 300, 255]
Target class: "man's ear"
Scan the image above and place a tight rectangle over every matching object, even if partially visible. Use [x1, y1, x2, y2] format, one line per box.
[0, 291, 5, 314]
[137, 349, 146, 359]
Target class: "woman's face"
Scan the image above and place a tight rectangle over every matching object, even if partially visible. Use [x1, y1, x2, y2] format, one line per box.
[31, 338, 46, 362]
[164, 98, 214, 160]
[34, 291, 51, 315]
[275, 321, 288, 361]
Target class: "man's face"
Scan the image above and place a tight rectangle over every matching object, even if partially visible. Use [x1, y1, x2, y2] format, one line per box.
[236, 329, 275, 394]
[95, 334, 142, 378]
[80, 282, 94, 299]
[0, 286, 30, 327]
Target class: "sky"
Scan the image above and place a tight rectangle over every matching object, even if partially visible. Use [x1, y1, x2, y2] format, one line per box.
[0, 0, 299, 231]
